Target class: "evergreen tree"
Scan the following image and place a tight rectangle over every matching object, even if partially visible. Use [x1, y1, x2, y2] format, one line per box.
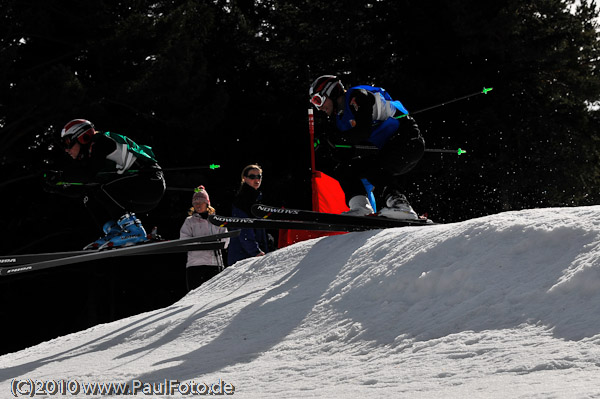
[1, 0, 599, 239]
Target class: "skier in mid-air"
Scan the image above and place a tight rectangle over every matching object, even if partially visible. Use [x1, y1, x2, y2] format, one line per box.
[46, 119, 166, 249]
[309, 75, 425, 219]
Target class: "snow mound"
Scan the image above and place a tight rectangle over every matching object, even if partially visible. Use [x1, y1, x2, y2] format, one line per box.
[2, 206, 600, 398]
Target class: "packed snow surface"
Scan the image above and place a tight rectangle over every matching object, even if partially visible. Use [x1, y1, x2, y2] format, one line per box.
[2, 206, 600, 398]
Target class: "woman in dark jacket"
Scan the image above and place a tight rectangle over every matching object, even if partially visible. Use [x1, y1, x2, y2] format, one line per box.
[227, 164, 270, 265]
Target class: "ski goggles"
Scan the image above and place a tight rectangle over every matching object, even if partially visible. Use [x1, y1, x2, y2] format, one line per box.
[61, 136, 78, 149]
[310, 93, 326, 109]
[245, 174, 262, 180]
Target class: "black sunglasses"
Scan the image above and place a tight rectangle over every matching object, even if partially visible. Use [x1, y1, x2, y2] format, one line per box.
[245, 174, 262, 180]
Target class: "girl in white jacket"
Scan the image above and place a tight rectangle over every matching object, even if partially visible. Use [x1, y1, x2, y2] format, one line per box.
[179, 186, 229, 291]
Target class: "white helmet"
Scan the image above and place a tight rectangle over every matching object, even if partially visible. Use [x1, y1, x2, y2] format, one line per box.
[309, 75, 345, 109]
[60, 119, 96, 148]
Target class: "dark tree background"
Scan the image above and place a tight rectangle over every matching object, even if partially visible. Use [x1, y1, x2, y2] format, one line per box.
[1, 0, 599, 353]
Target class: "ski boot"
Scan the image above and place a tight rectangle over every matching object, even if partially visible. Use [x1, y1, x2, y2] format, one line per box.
[378, 191, 419, 220]
[83, 220, 121, 250]
[98, 213, 149, 250]
[342, 195, 375, 217]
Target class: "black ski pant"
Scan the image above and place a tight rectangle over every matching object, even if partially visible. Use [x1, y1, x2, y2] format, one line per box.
[84, 167, 166, 227]
[334, 116, 425, 203]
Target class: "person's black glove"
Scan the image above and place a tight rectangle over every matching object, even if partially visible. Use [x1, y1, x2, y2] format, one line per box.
[41, 170, 65, 193]
[41, 170, 86, 192]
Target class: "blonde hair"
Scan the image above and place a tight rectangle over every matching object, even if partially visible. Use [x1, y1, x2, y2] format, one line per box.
[240, 164, 263, 186]
[188, 205, 216, 216]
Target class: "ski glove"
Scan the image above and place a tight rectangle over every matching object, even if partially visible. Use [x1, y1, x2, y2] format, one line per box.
[41, 170, 65, 193]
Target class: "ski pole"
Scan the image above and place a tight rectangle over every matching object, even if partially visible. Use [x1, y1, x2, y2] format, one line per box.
[99, 164, 221, 174]
[424, 148, 467, 156]
[52, 180, 197, 192]
[159, 164, 221, 172]
[326, 88, 491, 154]
[51, 181, 100, 188]
[42, 164, 222, 184]
[334, 143, 466, 155]
[51, 180, 203, 192]
[395, 87, 493, 118]
[78, 164, 222, 177]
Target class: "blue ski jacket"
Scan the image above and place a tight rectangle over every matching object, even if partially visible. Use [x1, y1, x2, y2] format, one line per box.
[336, 85, 409, 148]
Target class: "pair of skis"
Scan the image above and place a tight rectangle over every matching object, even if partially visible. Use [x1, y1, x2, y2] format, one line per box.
[208, 204, 434, 232]
[3, 204, 431, 276]
[0, 230, 240, 276]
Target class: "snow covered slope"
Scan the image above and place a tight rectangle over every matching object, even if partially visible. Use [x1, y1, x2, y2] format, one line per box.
[2, 207, 600, 398]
